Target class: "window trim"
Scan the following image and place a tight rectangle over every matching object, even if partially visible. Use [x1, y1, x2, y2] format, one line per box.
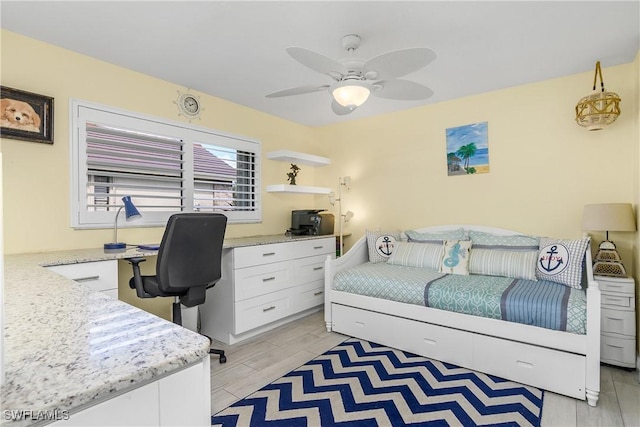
[70, 98, 262, 229]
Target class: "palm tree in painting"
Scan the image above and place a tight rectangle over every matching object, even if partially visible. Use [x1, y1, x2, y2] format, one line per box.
[456, 143, 477, 172]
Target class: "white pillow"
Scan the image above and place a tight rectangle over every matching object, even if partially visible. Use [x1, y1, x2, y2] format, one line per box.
[366, 230, 402, 263]
[387, 242, 443, 270]
[439, 240, 472, 275]
[536, 237, 590, 289]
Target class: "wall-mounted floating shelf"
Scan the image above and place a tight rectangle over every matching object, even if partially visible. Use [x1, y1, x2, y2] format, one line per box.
[266, 184, 331, 195]
[266, 150, 330, 167]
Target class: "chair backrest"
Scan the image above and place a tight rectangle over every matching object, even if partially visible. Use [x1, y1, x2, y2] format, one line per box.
[155, 213, 227, 307]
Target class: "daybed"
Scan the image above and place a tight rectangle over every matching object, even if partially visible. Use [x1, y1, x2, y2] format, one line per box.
[324, 225, 601, 406]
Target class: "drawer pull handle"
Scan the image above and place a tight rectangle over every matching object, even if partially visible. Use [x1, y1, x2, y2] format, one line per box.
[313, 291, 324, 296]
[313, 266, 324, 271]
[355, 321, 365, 327]
[262, 252, 276, 257]
[74, 275, 100, 282]
[423, 338, 436, 345]
[314, 246, 324, 250]
[263, 306, 276, 312]
[516, 361, 534, 369]
[262, 277, 276, 282]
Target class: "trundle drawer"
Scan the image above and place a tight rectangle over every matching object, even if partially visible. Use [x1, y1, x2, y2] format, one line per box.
[473, 334, 585, 399]
[234, 261, 292, 301]
[332, 304, 473, 368]
[601, 308, 636, 336]
[601, 335, 636, 366]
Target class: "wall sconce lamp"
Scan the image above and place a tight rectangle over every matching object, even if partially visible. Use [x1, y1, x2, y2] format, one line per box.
[104, 196, 142, 251]
[575, 61, 621, 131]
[329, 176, 354, 256]
[582, 203, 636, 276]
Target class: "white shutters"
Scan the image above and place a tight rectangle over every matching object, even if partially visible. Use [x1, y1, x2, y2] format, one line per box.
[71, 101, 261, 228]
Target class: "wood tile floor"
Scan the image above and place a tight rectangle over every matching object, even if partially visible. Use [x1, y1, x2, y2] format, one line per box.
[209, 310, 640, 426]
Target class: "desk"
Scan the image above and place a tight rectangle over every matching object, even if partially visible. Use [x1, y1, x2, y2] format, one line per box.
[1, 247, 210, 427]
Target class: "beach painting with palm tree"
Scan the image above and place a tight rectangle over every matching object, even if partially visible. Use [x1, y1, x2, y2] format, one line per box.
[446, 121, 489, 176]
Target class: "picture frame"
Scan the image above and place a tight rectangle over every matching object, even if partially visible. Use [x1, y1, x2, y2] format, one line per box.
[1, 86, 54, 144]
[446, 121, 489, 176]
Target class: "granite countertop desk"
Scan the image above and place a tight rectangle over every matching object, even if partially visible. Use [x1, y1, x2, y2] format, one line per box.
[0, 234, 330, 426]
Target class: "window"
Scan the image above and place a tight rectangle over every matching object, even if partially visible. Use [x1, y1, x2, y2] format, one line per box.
[71, 100, 261, 228]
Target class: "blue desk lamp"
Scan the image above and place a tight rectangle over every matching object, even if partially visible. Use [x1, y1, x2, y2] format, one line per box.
[104, 196, 141, 250]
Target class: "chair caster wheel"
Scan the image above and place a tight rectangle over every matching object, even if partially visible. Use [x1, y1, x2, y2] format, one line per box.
[219, 355, 227, 364]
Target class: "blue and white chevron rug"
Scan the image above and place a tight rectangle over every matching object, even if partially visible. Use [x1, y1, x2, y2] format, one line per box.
[211, 338, 544, 427]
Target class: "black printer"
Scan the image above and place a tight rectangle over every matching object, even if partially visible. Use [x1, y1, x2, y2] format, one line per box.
[288, 210, 335, 236]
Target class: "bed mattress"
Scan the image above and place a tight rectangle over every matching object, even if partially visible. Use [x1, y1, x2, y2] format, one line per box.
[333, 262, 587, 334]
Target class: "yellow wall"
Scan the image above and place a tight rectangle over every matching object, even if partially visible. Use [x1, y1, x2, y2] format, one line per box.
[2, 31, 640, 328]
[315, 61, 639, 276]
[0, 30, 328, 254]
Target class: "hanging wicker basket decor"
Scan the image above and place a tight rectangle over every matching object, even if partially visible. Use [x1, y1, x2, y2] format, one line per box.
[575, 61, 621, 131]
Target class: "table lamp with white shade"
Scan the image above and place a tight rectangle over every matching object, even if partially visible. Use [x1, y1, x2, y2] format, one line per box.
[582, 203, 636, 276]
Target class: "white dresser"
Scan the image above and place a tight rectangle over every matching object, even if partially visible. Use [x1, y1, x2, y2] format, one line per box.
[596, 275, 636, 368]
[200, 236, 335, 344]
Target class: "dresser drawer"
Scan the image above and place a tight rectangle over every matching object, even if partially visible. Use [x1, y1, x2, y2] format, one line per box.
[294, 255, 328, 284]
[601, 335, 636, 367]
[47, 260, 118, 295]
[292, 238, 335, 258]
[234, 243, 296, 268]
[234, 292, 292, 334]
[234, 261, 293, 301]
[596, 277, 635, 295]
[601, 308, 636, 336]
[601, 293, 634, 309]
[292, 280, 325, 311]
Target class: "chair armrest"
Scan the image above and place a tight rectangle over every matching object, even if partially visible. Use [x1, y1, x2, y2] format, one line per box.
[126, 257, 151, 298]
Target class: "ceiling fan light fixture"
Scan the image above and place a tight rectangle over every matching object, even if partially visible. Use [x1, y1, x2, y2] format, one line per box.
[332, 81, 371, 109]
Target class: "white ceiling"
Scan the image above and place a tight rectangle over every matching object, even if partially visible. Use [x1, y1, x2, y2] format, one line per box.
[1, 1, 639, 127]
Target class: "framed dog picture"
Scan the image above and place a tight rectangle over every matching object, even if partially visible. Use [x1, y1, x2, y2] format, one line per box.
[1, 86, 54, 144]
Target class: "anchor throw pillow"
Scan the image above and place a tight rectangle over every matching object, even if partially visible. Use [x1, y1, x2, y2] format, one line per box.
[366, 230, 402, 263]
[535, 237, 590, 289]
[439, 240, 472, 275]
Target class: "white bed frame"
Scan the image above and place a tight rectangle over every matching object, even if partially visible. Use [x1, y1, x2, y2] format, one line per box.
[324, 225, 601, 406]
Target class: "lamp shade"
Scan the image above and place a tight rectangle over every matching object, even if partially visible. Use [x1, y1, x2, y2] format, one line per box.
[332, 81, 370, 109]
[582, 203, 636, 232]
[122, 195, 141, 220]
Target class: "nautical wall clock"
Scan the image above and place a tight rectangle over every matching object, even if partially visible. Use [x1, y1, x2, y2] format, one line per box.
[174, 90, 202, 121]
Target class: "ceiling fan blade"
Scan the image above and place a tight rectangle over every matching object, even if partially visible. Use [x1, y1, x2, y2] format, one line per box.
[266, 84, 330, 98]
[287, 47, 348, 78]
[331, 100, 355, 115]
[363, 48, 436, 80]
[373, 79, 434, 100]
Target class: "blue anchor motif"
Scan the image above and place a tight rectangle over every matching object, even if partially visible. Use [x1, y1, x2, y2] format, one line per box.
[443, 242, 464, 268]
[377, 236, 394, 256]
[539, 245, 564, 273]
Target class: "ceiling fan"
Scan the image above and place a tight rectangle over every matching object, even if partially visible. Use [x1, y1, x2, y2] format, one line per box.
[266, 34, 436, 115]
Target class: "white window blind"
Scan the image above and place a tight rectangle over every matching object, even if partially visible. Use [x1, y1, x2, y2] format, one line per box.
[71, 100, 261, 228]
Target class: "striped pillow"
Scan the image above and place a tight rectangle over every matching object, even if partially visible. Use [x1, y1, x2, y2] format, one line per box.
[387, 242, 443, 270]
[468, 230, 539, 250]
[469, 248, 538, 280]
[405, 228, 467, 243]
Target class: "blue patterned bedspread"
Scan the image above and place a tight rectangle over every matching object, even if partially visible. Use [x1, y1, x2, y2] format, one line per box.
[334, 263, 586, 334]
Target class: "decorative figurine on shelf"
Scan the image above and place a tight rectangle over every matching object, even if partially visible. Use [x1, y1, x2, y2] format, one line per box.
[287, 163, 300, 185]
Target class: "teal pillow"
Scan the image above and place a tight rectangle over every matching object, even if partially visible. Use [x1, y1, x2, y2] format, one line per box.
[406, 228, 467, 243]
[468, 230, 539, 250]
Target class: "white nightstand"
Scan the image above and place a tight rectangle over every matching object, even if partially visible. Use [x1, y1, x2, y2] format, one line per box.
[595, 275, 637, 368]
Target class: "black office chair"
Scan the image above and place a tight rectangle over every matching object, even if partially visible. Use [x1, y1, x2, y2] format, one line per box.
[127, 212, 228, 363]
